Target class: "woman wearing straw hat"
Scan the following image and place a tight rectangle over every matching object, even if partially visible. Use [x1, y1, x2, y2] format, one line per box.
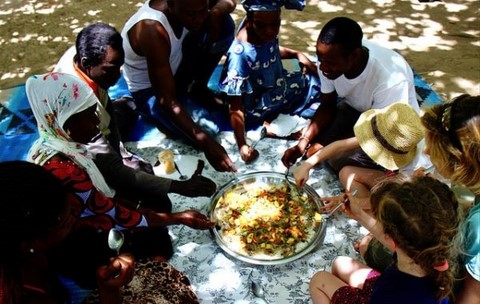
[294, 102, 433, 270]
[294, 102, 431, 206]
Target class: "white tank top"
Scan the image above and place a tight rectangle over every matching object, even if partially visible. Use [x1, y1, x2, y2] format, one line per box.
[121, 0, 187, 92]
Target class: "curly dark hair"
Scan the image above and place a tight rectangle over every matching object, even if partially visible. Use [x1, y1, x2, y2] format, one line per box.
[317, 16, 363, 57]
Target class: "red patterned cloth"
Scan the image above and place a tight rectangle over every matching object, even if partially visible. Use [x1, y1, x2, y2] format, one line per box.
[331, 269, 381, 304]
[44, 157, 146, 231]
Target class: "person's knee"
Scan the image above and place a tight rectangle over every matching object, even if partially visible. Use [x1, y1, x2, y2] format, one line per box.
[331, 256, 352, 275]
[310, 271, 331, 289]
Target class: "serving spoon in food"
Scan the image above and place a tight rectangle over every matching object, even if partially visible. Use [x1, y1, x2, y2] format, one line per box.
[108, 228, 124, 278]
[284, 166, 292, 191]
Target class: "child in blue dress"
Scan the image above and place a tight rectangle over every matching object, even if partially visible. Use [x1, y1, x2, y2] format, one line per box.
[217, 0, 320, 163]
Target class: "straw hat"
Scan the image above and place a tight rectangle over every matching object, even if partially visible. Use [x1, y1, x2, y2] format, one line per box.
[353, 102, 424, 171]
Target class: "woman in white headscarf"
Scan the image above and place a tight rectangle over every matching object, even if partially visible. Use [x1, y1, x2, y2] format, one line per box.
[26, 72, 213, 293]
[28, 72, 116, 197]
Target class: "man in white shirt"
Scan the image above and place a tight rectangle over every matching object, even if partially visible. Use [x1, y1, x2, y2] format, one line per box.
[282, 16, 419, 172]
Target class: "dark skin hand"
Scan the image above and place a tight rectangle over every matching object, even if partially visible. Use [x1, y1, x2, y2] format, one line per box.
[229, 95, 259, 164]
[96, 254, 135, 304]
[173, 209, 214, 230]
[127, 0, 237, 172]
[145, 159, 215, 229]
[169, 160, 217, 197]
[281, 92, 337, 167]
[145, 207, 214, 230]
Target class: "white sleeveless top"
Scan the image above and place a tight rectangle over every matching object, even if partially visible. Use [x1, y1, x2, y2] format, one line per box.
[121, 0, 187, 92]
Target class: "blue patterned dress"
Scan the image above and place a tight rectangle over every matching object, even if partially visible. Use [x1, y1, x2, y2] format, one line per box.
[218, 37, 320, 123]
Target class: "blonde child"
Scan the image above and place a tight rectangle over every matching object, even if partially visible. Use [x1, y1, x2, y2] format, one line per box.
[421, 94, 480, 303]
[294, 102, 430, 212]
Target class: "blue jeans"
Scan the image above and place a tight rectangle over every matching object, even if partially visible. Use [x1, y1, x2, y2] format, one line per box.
[131, 87, 228, 141]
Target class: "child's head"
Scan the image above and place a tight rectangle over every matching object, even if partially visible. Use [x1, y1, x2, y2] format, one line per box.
[421, 94, 480, 195]
[0, 161, 70, 249]
[354, 102, 424, 171]
[370, 175, 459, 299]
[246, 10, 281, 43]
[242, 0, 304, 44]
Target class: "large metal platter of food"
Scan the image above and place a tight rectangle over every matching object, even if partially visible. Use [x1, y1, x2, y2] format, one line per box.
[209, 171, 326, 265]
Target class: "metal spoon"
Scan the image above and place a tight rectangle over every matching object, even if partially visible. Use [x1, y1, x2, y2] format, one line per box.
[108, 228, 124, 256]
[284, 166, 295, 192]
[251, 279, 268, 303]
[107, 228, 124, 278]
[323, 189, 358, 219]
[251, 126, 267, 149]
[174, 161, 188, 180]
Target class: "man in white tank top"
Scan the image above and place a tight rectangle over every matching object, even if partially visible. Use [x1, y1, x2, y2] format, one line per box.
[121, 0, 237, 172]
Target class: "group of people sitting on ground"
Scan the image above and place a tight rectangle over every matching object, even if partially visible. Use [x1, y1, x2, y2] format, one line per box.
[0, 0, 478, 303]
[305, 95, 480, 304]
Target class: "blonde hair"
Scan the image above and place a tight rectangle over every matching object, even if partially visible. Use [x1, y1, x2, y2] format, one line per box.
[370, 175, 460, 300]
[421, 94, 480, 195]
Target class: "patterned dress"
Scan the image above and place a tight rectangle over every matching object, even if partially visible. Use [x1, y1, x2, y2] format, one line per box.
[218, 37, 320, 123]
[85, 259, 200, 304]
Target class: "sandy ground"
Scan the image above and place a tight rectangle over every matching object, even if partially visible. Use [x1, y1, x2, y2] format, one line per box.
[0, 0, 478, 101]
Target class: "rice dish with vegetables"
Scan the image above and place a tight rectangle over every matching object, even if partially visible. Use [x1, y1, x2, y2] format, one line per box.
[212, 182, 322, 259]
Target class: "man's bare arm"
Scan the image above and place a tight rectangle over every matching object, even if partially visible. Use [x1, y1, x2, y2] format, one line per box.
[128, 19, 236, 172]
[300, 92, 337, 148]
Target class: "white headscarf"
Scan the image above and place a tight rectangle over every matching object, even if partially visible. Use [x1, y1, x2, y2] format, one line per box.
[26, 72, 116, 198]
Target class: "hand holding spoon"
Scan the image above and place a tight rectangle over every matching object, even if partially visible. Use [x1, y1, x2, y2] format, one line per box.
[251, 126, 267, 149]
